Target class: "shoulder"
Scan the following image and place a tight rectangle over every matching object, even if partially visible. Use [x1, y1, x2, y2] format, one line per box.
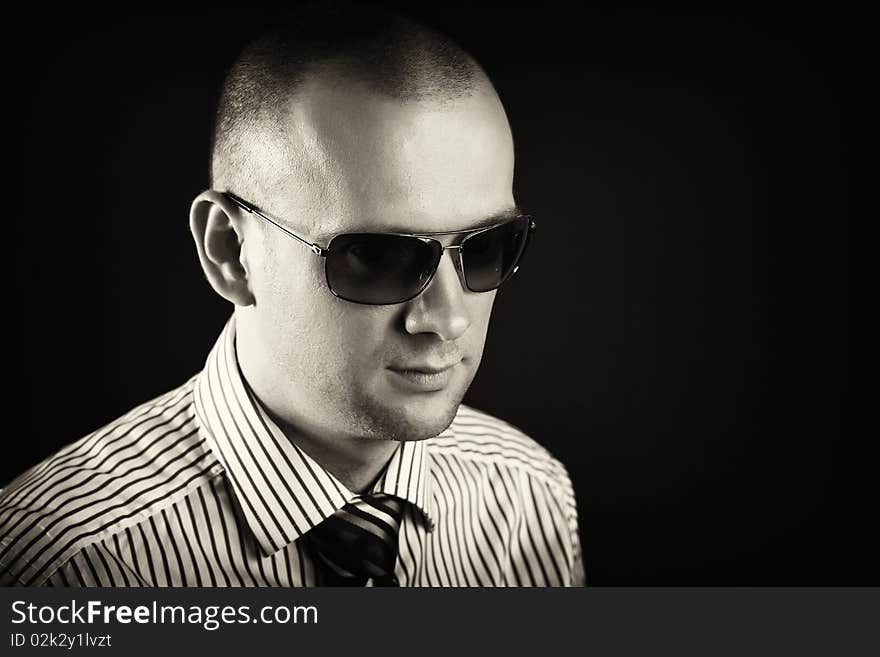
[430, 404, 583, 584]
[430, 403, 574, 496]
[0, 376, 220, 586]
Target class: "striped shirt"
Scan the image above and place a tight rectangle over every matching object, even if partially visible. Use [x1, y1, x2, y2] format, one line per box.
[0, 318, 584, 587]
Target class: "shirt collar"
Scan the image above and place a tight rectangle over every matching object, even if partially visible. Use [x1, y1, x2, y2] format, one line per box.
[193, 316, 436, 557]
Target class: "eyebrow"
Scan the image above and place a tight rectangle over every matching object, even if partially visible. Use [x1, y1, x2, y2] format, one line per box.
[321, 205, 527, 240]
[466, 206, 527, 230]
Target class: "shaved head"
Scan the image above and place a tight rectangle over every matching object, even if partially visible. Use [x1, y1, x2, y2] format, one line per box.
[210, 2, 493, 208]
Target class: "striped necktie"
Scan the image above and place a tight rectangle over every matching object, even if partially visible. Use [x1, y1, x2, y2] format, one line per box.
[305, 493, 406, 587]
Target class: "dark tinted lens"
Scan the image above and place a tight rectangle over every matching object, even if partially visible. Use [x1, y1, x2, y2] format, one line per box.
[461, 217, 531, 292]
[326, 233, 441, 304]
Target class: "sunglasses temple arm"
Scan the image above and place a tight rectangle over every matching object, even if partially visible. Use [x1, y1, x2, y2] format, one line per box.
[223, 192, 327, 257]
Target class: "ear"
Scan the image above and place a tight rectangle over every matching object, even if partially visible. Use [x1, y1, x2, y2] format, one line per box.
[189, 190, 255, 306]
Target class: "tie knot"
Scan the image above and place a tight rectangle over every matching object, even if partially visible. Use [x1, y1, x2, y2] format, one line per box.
[306, 493, 407, 586]
[349, 492, 406, 527]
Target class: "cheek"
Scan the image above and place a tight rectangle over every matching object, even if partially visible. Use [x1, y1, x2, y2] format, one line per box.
[467, 292, 497, 340]
[259, 266, 393, 374]
[320, 304, 398, 367]
[253, 247, 330, 360]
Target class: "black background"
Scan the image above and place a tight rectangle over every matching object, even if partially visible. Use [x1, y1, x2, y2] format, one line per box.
[9, 5, 857, 584]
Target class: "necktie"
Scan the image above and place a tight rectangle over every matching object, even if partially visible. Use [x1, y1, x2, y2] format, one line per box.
[305, 493, 406, 586]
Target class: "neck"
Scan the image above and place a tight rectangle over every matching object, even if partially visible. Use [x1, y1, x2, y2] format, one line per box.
[275, 421, 400, 494]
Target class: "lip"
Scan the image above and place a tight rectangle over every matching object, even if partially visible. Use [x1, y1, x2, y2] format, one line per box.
[391, 362, 459, 374]
[387, 362, 459, 392]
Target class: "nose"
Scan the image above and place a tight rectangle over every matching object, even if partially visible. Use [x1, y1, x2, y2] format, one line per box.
[403, 250, 471, 341]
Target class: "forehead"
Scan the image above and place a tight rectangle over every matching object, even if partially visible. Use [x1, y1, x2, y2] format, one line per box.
[276, 76, 516, 240]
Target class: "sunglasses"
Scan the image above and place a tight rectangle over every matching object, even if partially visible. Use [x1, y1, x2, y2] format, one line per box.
[224, 192, 535, 305]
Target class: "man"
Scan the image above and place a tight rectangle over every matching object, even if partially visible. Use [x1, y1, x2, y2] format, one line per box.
[0, 4, 583, 586]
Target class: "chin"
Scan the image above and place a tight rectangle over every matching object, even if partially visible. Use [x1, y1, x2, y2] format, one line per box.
[366, 390, 463, 441]
[352, 365, 475, 441]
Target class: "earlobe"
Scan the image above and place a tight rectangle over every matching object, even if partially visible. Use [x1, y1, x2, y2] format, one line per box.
[189, 190, 255, 307]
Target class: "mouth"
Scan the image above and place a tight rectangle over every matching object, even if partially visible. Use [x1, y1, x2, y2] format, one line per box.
[387, 362, 460, 392]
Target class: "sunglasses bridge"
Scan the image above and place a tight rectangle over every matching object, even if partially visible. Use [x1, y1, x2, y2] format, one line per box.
[413, 242, 468, 295]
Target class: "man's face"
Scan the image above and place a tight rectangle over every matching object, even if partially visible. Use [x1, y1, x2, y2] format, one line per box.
[236, 77, 516, 443]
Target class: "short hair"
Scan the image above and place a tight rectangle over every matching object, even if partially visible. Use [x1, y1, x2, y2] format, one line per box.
[210, 2, 490, 197]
